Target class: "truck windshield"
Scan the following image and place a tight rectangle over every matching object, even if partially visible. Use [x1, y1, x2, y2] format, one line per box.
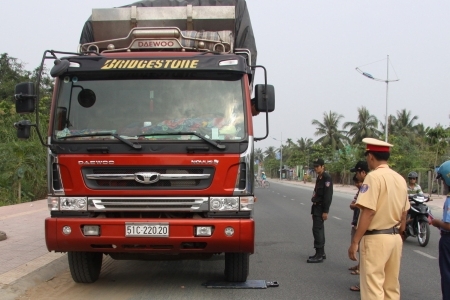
[53, 77, 245, 142]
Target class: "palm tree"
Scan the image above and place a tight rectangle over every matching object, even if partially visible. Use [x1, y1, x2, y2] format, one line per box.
[391, 109, 419, 137]
[281, 138, 295, 166]
[264, 146, 277, 160]
[297, 137, 313, 153]
[312, 111, 349, 150]
[254, 148, 264, 164]
[343, 106, 381, 144]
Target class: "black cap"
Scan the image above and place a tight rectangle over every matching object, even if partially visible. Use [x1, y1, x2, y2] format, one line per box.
[350, 161, 369, 172]
[313, 158, 325, 166]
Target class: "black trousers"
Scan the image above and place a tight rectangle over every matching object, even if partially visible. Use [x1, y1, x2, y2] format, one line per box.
[311, 204, 325, 249]
[439, 234, 450, 299]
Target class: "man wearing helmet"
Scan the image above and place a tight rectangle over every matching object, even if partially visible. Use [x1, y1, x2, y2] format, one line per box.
[407, 171, 424, 196]
[431, 160, 450, 299]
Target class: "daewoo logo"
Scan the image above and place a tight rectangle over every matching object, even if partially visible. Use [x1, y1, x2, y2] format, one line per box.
[191, 160, 219, 165]
[78, 161, 115, 165]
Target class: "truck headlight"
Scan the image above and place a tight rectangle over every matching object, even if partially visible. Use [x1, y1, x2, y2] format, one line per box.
[210, 197, 239, 211]
[60, 197, 88, 211]
[240, 197, 254, 211]
[48, 197, 59, 211]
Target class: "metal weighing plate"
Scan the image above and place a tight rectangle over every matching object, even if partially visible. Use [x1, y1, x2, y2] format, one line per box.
[202, 280, 279, 289]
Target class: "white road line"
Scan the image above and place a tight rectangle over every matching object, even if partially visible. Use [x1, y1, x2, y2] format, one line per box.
[413, 250, 437, 259]
[291, 199, 295, 201]
[333, 216, 342, 220]
[300, 203, 305, 205]
[283, 195, 286, 197]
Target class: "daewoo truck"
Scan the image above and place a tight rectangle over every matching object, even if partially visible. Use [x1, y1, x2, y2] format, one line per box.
[13, 0, 274, 283]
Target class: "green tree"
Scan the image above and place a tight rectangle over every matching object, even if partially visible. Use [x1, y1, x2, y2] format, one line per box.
[312, 111, 349, 151]
[0, 53, 52, 205]
[264, 146, 277, 160]
[391, 109, 419, 137]
[0, 53, 32, 103]
[254, 148, 264, 164]
[343, 106, 381, 144]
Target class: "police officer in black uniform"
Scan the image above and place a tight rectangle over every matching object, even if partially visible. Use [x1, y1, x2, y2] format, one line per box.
[307, 158, 333, 263]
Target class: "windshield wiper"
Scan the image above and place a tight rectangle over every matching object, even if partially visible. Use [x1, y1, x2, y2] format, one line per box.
[58, 131, 142, 150]
[138, 132, 226, 150]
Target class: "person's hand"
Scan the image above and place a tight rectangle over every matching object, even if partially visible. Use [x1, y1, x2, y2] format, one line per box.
[348, 243, 359, 261]
[322, 213, 328, 221]
[431, 219, 441, 228]
[400, 231, 406, 242]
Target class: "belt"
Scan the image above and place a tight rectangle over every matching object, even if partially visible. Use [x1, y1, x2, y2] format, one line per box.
[364, 227, 399, 235]
[441, 231, 450, 236]
[312, 202, 322, 205]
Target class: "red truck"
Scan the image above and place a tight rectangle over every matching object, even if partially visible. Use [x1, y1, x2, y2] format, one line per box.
[14, 1, 274, 283]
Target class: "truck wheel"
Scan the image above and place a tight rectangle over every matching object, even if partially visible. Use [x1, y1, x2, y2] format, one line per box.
[224, 252, 249, 282]
[68, 251, 103, 283]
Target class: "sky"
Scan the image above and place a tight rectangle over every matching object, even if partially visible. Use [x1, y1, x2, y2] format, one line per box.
[2, 0, 450, 152]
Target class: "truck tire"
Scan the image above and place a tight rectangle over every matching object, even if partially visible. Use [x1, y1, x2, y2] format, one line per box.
[224, 252, 249, 282]
[68, 251, 103, 283]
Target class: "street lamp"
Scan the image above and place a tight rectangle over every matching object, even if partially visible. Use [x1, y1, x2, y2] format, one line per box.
[273, 133, 283, 181]
[356, 55, 399, 142]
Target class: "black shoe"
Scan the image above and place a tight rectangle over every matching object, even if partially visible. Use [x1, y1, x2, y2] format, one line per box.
[307, 255, 324, 263]
[307, 248, 325, 263]
[308, 253, 326, 259]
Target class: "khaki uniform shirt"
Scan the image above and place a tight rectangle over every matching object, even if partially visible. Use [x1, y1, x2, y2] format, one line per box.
[356, 164, 410, 231]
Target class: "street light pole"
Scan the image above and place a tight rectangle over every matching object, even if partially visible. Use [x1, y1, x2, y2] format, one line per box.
[356, 55, 399, 142]
[273, 133, 283, 181]
[280, 132, 282, 181]
[385, 56, 389, 142]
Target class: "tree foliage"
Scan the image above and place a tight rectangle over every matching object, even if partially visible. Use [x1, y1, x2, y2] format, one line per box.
[259, 106, 450, 186]
[312, 111, 349, 150]
[0, 53, 52, 205]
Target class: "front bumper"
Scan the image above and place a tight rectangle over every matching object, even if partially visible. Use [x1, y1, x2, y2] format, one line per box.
[45, 218, 254, 254]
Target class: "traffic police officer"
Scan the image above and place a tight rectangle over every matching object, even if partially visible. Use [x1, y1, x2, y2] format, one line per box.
[348, 138, 409, 300]
[307, 158, 333, 263]
[431, 160, 450, 299]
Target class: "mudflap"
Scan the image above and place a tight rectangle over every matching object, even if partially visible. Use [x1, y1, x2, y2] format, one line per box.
[202, 280, 279, 289]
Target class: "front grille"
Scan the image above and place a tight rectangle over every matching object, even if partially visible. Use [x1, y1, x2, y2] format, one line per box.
[82, 167, 214, 190]
[88, 197, 209, 212]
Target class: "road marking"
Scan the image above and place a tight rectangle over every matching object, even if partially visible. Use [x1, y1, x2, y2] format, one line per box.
[300, 203, 305, 205]
[291, 199, 295, 201]
[283, 195, 286, 197]
[413, 250, 437, 259]
[333, 216, 342, 220]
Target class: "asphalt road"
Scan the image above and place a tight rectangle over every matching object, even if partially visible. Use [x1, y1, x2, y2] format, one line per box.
[15, 181, 442, 299]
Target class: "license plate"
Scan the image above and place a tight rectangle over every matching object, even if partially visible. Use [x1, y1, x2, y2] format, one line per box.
[125, 222, 169, 237]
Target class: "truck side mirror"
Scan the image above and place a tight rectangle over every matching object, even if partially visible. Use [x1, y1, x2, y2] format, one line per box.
[254, 84, 275, 112]
[14, 120, 32, 139]
[14, 82, 36, 114]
